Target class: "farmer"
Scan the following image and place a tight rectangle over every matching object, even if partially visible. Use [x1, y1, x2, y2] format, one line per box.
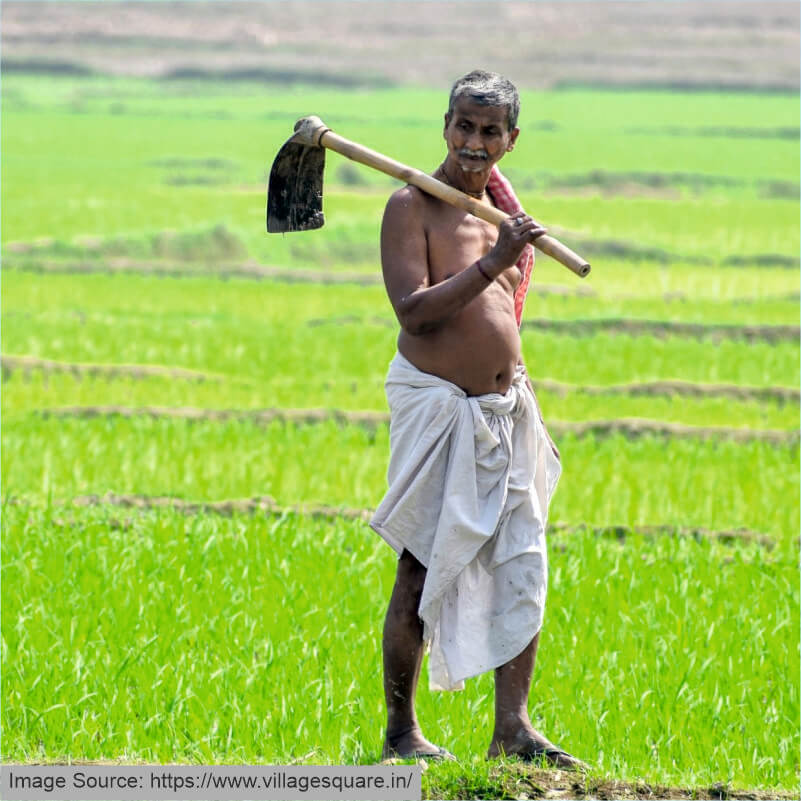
[370, 70, 585, 769]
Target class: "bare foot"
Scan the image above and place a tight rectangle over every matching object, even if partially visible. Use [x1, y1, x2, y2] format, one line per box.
[382, 725, 455, 761]
[488, 728, 589, 771]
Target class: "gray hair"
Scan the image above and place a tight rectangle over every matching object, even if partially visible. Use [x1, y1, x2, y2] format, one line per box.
[447, 70, 520, 131]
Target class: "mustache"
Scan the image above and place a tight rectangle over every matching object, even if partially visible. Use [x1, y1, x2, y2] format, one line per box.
[457, 148, 488, 160]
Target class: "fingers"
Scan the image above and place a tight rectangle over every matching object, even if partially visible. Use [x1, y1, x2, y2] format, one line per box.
[491, 214, 547, 267]
[504, 215, 547, 242]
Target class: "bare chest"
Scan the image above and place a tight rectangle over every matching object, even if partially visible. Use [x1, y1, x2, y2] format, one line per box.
[425, 207, 520, 290]
[426, 208, 495, 277]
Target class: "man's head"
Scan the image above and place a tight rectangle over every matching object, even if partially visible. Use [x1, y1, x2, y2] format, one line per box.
[443, 70, 521, 176]
[446, 70, 520, 131]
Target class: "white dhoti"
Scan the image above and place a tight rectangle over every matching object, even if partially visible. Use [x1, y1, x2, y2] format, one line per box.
[370, 352, 562, 691]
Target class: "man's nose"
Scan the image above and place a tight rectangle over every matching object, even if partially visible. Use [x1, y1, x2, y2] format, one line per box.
[465, 131, 484, 150]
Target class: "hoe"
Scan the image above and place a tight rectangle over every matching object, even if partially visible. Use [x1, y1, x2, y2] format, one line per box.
[267, 116, 590, 278]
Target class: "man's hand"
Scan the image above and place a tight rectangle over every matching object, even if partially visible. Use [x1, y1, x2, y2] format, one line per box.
[483, 215, 547, 278]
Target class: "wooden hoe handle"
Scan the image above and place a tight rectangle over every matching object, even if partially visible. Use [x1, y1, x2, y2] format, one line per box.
[292, 116, 591, 278]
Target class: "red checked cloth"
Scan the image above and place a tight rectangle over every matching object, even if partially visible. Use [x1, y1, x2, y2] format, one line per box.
[487, 166, 534, 327]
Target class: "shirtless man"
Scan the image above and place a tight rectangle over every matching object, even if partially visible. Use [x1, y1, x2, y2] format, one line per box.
[373, 71, 584, 768]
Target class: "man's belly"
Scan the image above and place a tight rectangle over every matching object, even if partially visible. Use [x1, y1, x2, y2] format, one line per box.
[398, 286, 521, 396]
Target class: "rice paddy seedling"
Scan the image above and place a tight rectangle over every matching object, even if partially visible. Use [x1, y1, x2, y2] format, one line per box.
[2, 68, 798, 796]
[3, 274, 799, 395]
[5, 269, 799, 328]
[2, 505, 797, 791]
[3, 416, 798, 548]
[3, 76, 798, 266]
[4, 371, 799, 432]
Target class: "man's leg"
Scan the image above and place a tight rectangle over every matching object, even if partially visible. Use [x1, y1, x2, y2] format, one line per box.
[381, 549, 448, 759]
[488, 633, 587, 769]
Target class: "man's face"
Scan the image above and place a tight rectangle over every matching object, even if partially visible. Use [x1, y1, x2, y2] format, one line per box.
[443, 97, 520, 175]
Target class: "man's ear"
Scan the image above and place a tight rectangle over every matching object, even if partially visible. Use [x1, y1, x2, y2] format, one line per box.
[506, 127, 521, 152]
[443, 112, 452, 137]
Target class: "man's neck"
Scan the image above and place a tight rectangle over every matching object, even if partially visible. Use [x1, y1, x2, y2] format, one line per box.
[436, 161, 492, 199]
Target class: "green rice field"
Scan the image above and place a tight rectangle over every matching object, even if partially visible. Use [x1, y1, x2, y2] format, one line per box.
[2, 72, 799, 798]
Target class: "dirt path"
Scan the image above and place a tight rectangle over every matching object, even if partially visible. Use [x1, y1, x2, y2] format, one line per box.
[36, 405, 800, 446]
[6, 356, 797, 404]
[531, 378, 800, 405]
[425, 765, 799, 800]
[1, 354, 221, 382]
[2, 257, 594, 297]
[6, 256, 798, 303]
[3, 257, 386, 286]
[520, 318, 800, 344]
[310, 314, 801, 343]
[0, 760, 793, 800]
[9, 493, 780, 549]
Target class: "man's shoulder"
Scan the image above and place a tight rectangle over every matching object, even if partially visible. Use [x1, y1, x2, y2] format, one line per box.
[384, 184, 431, 218]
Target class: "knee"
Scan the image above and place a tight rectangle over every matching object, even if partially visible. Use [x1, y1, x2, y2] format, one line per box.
[390, 550, 426, 611]
[398, 550, 426, 592]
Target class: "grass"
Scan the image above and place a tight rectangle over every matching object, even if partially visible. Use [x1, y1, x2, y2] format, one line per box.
[3, 76, 799, 266]
[3, 310, 797, 387]
[2, 504, 798, 791]
[3, 417, 798, 547]
[2, 69, 799, 796]
[4, 268, 800, 324]
[5, 371, 799, 431]
[3, 275, 799, 400]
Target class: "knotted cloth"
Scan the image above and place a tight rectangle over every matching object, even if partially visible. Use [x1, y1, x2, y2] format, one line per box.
[370, 353, 561, 691]
[486, 166, 534, 327]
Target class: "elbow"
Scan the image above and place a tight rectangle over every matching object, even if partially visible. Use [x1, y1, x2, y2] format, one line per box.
[405, 321, 440, 336]
[397, 308, 440, 337]
[395, 292, 446, 337]
[396, 296, 437, 336]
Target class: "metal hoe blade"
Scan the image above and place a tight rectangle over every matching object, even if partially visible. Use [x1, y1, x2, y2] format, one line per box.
[266, 138, 326, 233]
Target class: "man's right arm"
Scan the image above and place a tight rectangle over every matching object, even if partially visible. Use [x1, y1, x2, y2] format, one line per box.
[380, 187, 493, 335]
[381, 187, 545, 336]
